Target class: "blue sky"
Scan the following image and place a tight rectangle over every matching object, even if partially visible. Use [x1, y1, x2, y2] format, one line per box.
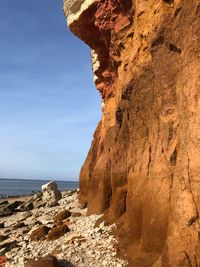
[0, 0, 101, 180]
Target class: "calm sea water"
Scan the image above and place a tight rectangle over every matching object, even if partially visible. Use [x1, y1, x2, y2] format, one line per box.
[0, 178, 79, 198]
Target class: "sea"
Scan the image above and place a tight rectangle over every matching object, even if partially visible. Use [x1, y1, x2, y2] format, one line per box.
[0, 178, 79, 198]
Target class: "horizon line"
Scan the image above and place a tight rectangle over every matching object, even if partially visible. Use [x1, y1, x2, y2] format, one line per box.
[0, 177, 79, 182]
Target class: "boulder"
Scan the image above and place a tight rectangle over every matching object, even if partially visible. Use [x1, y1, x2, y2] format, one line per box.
[0, 201, 24, 216]
[53, 209, 71, 222]
[42, 181, 61, 207]
[53, 220, 63, 227]
[25, 255, 60, 267]
[0, 223, 4, 229]
[4, 201, 23, 212]
[30, 226, 51, 241]
[47, 225, 69, 241]
[17, 202, 34, 212]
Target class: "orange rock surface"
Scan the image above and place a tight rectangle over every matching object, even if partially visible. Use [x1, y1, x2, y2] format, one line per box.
[64, 0, 200, 266]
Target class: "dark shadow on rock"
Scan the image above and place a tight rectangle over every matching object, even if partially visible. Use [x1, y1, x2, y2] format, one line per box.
[59, 260, 75, 267]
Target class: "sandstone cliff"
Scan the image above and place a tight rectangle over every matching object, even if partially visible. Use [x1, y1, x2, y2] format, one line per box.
[64, 1, 200, 266]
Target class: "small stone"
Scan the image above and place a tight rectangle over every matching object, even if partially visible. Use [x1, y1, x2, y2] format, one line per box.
[65, 233, 83, 244]
[74, 256, 80, 262]
[102, 260, 108, 266]
[81, 242, 88, 249]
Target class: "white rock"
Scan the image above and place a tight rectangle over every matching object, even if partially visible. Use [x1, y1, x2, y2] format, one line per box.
[64, 0, 98, 26]
[42, 181, 61, 207]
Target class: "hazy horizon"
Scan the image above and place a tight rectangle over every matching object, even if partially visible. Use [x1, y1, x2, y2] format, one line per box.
[0, 0, 101, 180]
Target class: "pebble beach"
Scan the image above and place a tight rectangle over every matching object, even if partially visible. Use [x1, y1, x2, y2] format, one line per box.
[0, 183, 127, 267]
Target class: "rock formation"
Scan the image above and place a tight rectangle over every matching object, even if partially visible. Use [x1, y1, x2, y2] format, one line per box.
[24, 255, 60, 267]
[64, 0, 200, 266]
[42, 181, 62, 207]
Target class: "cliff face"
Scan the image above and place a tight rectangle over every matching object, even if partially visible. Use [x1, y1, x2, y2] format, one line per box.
[64, 0, 200, 266]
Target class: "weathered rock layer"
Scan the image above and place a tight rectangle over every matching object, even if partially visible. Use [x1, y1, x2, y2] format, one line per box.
[64, 0, 200, 266]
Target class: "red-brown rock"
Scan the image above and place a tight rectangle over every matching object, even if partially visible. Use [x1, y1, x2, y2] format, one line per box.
[0, 256, 7, 266]
[30, 226, 50, 241]
[47, 225, 69, 241]
[53, 209, 71, 222]
[24, 255, 60, 267]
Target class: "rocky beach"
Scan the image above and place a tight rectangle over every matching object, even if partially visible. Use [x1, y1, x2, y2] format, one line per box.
[0, 0, 199, 265]
[0, 181, 127, 267]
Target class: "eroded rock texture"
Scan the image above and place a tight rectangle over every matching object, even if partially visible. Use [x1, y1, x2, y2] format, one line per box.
[64, 0, 200, 266]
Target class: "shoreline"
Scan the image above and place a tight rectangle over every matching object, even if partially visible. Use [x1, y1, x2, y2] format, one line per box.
[0, 178, 79, 201]
[0, 189, 127, 266]
[0, 189, 78, 202]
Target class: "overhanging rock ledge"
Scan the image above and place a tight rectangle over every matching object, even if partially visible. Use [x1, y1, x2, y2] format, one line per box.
[64, 0, 200, 266]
